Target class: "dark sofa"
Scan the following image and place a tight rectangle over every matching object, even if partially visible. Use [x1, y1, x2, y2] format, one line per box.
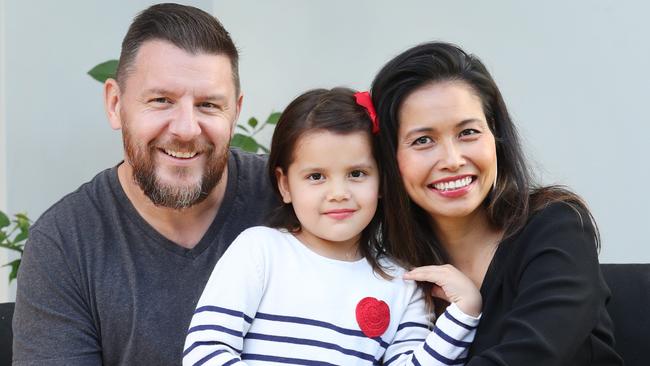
[1, 263, 648, 366]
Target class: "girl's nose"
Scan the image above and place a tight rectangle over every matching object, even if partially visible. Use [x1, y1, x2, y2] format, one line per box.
[326, 179, 351, 201]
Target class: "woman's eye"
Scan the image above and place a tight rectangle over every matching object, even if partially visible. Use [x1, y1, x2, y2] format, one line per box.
[307, 173, 323, 181]
[412, 136, 433, 146]
[459, 129, 480, 137]
[349, 170, 366, 179]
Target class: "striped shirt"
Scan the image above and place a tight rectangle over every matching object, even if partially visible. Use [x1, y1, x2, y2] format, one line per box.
[183, 227, 479, 365]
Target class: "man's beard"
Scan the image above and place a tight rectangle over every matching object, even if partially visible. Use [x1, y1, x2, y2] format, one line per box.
[122, 126, 229, 210]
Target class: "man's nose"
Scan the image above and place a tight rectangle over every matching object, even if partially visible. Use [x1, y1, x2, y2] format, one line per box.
[168, 102, 201, 141]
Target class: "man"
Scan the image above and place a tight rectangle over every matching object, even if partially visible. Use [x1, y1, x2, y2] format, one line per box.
[12, 4, 277, 365]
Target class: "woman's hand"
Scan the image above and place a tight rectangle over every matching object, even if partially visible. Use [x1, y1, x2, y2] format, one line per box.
[404, 264, 482, 317]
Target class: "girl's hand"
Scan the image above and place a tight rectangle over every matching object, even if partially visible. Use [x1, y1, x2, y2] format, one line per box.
[403, 264, 482, 317]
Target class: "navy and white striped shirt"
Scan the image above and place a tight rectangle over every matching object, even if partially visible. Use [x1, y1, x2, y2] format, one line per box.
[183, 227, 479, 365]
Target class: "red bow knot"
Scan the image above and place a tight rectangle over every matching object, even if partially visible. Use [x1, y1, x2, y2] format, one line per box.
[354, 91, 379, 134]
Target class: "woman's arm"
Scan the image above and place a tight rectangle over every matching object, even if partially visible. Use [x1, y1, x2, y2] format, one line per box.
[468, 203, 613, 365]
[384, 266, 481, 365]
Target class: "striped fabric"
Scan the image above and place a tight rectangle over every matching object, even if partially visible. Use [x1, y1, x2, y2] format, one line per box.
[183, 227, 479, 365]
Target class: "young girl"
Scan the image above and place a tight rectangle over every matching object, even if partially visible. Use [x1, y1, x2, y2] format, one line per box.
[183, 88, 482, 366]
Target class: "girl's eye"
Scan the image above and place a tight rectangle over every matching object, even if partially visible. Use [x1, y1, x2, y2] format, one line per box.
[307, 173, 323, 181]
[459, 129, 480, 137]
[412, 136, 433, 146]
[349, 170, 366, 179]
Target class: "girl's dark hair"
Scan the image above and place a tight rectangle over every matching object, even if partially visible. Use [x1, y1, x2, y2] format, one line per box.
[371, 41, 599, 273]
[267, 87, 389, 278]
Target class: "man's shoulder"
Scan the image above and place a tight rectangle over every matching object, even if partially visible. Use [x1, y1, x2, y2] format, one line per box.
[33, 167, 118, 233]
[230, 148, 268, 177]
[228, 148, 276, 203]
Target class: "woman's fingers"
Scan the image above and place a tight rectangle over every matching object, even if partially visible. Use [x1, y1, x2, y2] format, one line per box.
[404, 264, 482, 317]
[431, 285, 449, 302]
[403, 264, 453, 284]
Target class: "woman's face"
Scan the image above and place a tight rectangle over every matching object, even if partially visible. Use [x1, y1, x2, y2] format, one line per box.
[396, 81, 497, 223]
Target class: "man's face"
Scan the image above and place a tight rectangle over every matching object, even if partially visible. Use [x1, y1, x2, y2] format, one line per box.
[112, 40, 241, 209]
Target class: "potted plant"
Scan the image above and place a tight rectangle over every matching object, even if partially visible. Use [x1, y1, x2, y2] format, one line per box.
[0, 211, 30, 282]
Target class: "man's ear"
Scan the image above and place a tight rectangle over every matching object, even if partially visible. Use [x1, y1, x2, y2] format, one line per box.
[105, 78, 123, 130]
[231, 93, 244, 136]
[275, 167, 292, 204]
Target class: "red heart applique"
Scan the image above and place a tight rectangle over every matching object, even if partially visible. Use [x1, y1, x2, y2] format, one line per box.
[355, 297, 390, 338]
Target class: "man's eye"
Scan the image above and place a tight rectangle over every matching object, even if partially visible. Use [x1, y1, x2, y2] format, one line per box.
[199, 102, 218, 109]
[349, 170, 366, 178]
[412, 136, 433, 146]
[307, 173, 323, 181]
[151, 97, 171, 104]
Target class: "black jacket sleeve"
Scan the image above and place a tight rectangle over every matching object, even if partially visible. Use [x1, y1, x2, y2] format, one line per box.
[468, 203, 616, 365]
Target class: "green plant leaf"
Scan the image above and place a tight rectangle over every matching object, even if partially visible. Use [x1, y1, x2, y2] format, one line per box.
[16, 214, 30, 232]
[258, 145, 270, 154]
[15, 213, 30, 221]
[4, 259, 21, 283]
[88, 60, 119, 83]
[0, 211, 9, 228]
[266, 112, 281, 125]
[248, 117, 258, 128]
[236, 124, 250, 132]
[14, 230, 28, 244]
[0, 241, 24, 253]
[231, 133, 259, 153]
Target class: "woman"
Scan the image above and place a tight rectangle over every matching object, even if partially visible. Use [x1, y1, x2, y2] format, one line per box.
[372, 42, 622, 365]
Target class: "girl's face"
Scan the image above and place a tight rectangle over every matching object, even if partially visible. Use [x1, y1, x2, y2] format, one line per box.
[276, 131, 379, 259]
[396, 81, 497, 224]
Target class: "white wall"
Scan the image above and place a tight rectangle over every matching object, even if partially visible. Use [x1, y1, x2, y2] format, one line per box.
[1, 0, 212, 302]
[212, 0, 650, 263]
[1, 0, 10, 302]
[2, 0, 649, 301]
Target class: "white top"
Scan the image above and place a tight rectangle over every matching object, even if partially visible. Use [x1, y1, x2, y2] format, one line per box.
[183, 226, 480, 365]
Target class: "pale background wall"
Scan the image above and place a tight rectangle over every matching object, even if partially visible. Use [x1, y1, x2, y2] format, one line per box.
[0, 0, 212, 301]
[1, 0, 648, 301]
[1, 0, 9, 301]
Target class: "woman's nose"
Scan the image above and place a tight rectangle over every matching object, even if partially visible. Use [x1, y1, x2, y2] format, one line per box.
[438, 140, 466, 171]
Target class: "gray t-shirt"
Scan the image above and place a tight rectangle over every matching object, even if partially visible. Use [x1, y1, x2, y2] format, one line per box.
[13, 149, 278, 365]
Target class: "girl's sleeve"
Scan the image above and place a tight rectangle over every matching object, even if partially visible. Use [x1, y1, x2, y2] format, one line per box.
[383, 286, 480, 366]
[467, 204, 616, 365]
[182, 229, 266, 366]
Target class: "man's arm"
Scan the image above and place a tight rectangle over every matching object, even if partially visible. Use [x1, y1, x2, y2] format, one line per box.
[13, 228, 102, 365]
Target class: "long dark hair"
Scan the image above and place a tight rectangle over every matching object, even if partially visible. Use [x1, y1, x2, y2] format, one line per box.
[371, 41, 599, 272]
[267, 87, 389, 278]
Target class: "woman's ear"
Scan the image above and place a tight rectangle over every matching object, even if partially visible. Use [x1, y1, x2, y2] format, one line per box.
[275, 167, 292, 204]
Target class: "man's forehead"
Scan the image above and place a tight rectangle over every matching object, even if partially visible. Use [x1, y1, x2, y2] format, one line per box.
[124, 40, 237, 96]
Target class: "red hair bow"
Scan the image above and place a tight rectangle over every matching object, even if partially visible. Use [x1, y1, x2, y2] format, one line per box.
[354, 91, 379, 134]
